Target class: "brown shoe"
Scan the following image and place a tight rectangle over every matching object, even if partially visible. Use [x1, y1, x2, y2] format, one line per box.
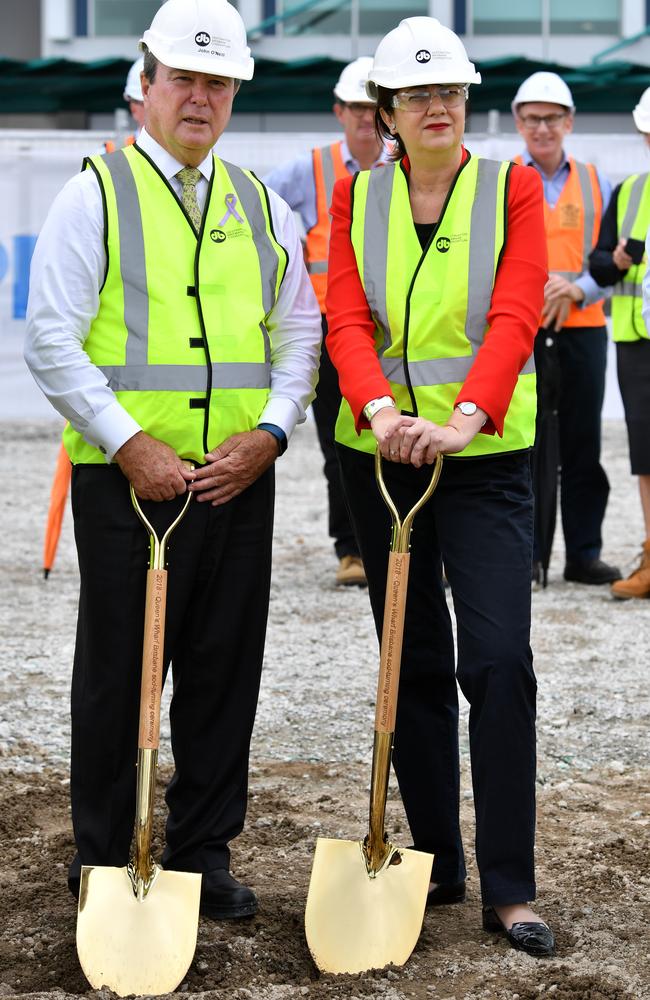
[336, 555, 367, 587]
[611, 540, 650, 600]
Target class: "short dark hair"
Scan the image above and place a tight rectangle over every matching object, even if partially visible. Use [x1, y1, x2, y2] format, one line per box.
[375, 86, 406, 161]
[142, 45, 158, 84]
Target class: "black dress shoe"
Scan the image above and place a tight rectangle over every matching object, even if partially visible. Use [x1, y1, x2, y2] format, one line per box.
[426, 880, 466, 907]
[482, 905, 555, 957]
[564, 558, 622, 585]
[200, 868, 258, 920]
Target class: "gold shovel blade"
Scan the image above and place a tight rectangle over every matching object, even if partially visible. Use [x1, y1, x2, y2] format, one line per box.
[76, 864, 202, 996]
[305, 837, 433, 974]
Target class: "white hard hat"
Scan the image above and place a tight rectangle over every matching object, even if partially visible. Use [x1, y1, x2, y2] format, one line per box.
[632, 87, 650, 132]
[124, 56, 144, 103]
[366, 17, 481, 98]
[334, 57, 375, 104]
[511, 72, 575, 113]
[140, 0, 254, 82]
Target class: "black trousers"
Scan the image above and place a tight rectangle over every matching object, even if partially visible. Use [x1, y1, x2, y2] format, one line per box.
[312, 316, 360, 559]
[338, 445, 537, 905]
[535, 325, 610, 562]
[70, 464, 274, 874]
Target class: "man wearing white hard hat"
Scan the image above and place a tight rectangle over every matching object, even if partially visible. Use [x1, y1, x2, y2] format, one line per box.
[512, 72, 621, 586]
[589, 88, 650, 599]
[25, 0, 320, 918]
[265, 57, 390, 588]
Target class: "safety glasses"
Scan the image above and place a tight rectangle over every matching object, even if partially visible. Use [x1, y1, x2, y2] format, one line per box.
[391, 85, 469, 112]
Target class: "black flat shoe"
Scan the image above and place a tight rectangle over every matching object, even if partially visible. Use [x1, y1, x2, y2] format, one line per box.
[482, 905, 555, 957]
[564, 558, 621, 585]
[426, 880, 466, 907]
[199, 868, 258, 920]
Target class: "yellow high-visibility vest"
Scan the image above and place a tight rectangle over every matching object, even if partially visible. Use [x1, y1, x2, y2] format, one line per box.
[64, 145, 287, 464]
[612, 171, 650, 342]
[335, 156, 537, 457]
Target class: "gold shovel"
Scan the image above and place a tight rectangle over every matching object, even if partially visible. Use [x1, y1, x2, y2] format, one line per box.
[305, 449, 443, 975]
[76, 485, 202, 996]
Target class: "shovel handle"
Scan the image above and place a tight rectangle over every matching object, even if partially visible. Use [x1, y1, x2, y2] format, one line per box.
[375, 551, 410, 733]
[138, 568, 167, 750]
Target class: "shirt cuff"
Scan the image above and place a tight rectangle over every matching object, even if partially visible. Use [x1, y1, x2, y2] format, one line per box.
[258, 396, 303, 440]
[83, 402, 142, 463]
[574, 273, 604, 308]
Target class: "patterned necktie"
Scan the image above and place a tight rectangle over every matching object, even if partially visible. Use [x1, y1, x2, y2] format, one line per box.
[176, 166, 203, 232]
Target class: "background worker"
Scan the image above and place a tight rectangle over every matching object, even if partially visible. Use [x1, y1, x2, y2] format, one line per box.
[589, 88, 650, 600]
[104, 56, 145, 151]
[25, 0, 320, 919]
[265, 57, 389, 587]
[512, 72, 621, 586]
[327, 17, 554, 957]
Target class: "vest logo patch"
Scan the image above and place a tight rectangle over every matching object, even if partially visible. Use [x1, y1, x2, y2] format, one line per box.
[210, 229, 227, 243]
[195, 32, 211, 47]
[436, 236, 451, 253]
[416, 50, 432, 63]
[559, 203, 581, 230]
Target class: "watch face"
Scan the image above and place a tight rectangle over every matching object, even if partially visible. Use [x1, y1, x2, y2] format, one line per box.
[459, 402, 477, 416]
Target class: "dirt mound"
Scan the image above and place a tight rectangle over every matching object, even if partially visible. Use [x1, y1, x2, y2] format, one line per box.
[0, 763, 648, 1000]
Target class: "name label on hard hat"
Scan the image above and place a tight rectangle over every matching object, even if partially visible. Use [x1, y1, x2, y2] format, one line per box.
[416, 50, 431, 63]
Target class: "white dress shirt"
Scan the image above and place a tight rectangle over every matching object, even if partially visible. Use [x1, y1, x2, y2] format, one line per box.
[25, 128, 321, 461]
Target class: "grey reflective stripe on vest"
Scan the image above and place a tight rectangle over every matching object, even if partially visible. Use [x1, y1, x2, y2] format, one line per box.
[465, 159, 502, 351]
[574, 161, 596, 272]
[363, 163, 395, 355]
[379, 351, 535, 387]
[101, 150, 149, 366]
[614, 282, 643, 298]
[99, 362, 271, 392]
[620, 173, 649, 240]
[221, 160, 280, 317]
[307, 261, 328, 274]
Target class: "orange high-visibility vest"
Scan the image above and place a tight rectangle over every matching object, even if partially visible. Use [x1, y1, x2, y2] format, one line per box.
[104, 134, 136, 154]
[515, 155, 605, 328]
[305, 142, 350, 312]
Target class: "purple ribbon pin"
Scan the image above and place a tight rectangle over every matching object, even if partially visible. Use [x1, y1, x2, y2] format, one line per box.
[218, 192, 244, 226]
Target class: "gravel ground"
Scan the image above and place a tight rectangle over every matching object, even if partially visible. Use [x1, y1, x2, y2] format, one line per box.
[0, 418, 649, 1000]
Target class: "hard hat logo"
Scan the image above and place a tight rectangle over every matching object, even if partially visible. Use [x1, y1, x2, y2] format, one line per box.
[416, 50, 432, 63]
[195, 32, 211, 47]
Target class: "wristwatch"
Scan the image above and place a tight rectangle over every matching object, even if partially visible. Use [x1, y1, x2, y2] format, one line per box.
[363, 396, 396, 421]
[456, 401, 487, 427]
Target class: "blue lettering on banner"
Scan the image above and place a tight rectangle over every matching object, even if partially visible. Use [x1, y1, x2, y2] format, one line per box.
[12, 235, 37, 320]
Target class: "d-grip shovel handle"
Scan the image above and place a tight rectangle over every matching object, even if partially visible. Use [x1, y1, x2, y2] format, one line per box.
[130, 486, 193, 752]
[366, 450, 443, 873]
[373, 448, 443, 732]
[130, 485, 193, 890]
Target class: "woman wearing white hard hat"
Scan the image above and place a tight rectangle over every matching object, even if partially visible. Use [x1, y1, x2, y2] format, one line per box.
[589, 88, 650, 600]
[326, 17, 555, 956]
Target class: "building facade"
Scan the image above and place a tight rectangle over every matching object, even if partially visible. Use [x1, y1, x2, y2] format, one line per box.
[33, 0, 649, 66]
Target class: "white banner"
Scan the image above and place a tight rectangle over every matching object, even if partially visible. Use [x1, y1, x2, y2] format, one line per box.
[2, 129, 642, 420]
